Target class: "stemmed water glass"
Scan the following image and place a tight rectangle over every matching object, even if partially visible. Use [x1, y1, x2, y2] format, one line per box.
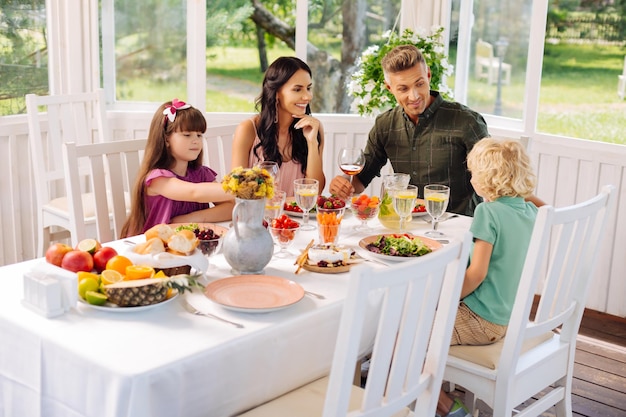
[392, 184, 418, 233]
[424, 184, 450, 237]
[255, 161, 280, 190]
[264, 190, 286, 223]
[293, 178, 319, 231]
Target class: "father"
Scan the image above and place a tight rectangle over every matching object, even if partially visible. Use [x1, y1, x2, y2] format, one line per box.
[330, 44, 488, 216]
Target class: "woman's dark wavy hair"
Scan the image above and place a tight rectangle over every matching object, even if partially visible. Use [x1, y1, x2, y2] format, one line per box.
[120, 101, 207, 237]
[253, 56, 321, 175]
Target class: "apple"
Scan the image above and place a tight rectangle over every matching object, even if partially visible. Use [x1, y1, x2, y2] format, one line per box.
[45, 243, 73, 267]
[61, 250, 94, 273]
[93, 246, 118, 273]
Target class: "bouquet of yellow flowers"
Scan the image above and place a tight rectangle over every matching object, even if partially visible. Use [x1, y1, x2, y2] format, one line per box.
[221, 166, 275, 200]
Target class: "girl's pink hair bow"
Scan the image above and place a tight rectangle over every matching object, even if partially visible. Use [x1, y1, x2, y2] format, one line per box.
[163, 99, 192, 124]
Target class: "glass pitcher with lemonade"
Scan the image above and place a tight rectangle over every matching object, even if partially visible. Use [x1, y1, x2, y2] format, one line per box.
[378, 173, 411, 230]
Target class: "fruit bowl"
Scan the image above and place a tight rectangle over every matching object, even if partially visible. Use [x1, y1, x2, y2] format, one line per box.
[196, 227, 224, 267]
[349, 194, 381, 231]
[268, 216, 301, 257]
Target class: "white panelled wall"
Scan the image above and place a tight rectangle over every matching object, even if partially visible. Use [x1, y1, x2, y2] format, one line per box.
[0, 112, 624, 317]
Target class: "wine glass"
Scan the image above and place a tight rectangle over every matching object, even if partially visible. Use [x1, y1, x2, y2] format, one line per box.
[392, 184, 418, 233]
[338, 148, 365, 202]
[293, 178, 319, 231]
[255, 161, 280, 190]
[424, 184, 450, 237]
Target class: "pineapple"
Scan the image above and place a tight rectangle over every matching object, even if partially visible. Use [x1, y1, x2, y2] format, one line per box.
[104, 275, 202, 307]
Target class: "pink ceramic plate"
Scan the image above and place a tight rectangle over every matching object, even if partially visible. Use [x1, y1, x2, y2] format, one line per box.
[204, 275, 305, 313]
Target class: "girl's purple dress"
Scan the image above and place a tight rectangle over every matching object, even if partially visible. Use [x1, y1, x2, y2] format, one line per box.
[142, 166, 218, 232]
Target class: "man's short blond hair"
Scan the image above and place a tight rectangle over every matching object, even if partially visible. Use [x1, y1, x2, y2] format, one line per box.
[381, 44, 427, 83]
[467, 138, 536, 202]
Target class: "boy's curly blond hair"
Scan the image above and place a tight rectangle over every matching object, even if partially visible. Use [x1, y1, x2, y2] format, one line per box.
[467, 138, 536, 202]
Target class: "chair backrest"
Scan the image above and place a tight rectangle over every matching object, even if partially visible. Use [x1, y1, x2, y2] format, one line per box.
[500, 185, 617, 378]
[322, 232, 472, 417]
[476, 39, 494, 60]
[203, 124, 239, 178]
[62, 139, 146, 244]
[26, 89, 110, 212]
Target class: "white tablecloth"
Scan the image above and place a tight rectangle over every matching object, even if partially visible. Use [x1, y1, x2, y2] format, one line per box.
[0, 213, 471, 417]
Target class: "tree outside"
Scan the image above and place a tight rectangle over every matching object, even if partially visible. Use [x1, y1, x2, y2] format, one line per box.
[1, 0, 624, 144]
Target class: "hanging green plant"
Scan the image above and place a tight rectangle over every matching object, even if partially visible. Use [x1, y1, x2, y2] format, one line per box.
[347, 26, 454, 117]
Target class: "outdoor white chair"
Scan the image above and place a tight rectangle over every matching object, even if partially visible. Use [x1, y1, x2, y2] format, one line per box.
[475, 38, 511, 85]
[617, 55, 625, 100]
[203, 124, 239, 177]
[26, 89, 111, 255]
[444, 185, 617, 417]
[62, 139, 146, 245]
[238, 232, 472, 417]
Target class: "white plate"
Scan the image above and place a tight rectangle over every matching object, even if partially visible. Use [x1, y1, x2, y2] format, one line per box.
[204, 275, 304, 313]
[77, 292, 178, 312]
[283, 198, 316, 218]
[358, 234, 442, 262]
[412, 199, 428, 217]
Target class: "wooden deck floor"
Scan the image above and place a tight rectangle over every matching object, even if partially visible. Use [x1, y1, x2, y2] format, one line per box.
[448, 301, 626, 416]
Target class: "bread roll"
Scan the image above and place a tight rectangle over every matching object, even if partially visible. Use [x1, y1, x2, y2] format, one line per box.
[167, 229, 199, 256]
[145, 223, 175, 244]
[133, 237, 166, 255]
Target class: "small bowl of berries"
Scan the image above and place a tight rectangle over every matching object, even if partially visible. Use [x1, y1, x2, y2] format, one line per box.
[350, 194, 381, 231]
[268, 214, 301, 258]
[195, 226, 224, 261]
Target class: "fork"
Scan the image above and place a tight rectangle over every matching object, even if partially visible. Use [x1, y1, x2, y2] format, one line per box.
[182, 299, 244, 328]
[304, 290, 325, 300]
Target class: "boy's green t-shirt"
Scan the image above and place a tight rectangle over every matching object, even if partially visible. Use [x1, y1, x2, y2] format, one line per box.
[463, 196, 538, 325]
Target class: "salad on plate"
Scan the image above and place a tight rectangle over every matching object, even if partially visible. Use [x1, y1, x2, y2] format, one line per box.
[362, 233, 436, 257]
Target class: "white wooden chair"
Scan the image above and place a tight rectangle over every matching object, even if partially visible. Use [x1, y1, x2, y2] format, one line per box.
[25, 89, 111, 255]
[475, 39, 511, 85]
[444, 185, 617, 417]
[238, 232, 472, 417]
[617, 55, 626, 100]
[203, 124, 239, 178]
[62, 139, 146, 244]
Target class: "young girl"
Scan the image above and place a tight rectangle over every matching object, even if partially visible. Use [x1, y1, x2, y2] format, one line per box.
[437, 138, 539, 417]
[121, 99, 234, 237]
[230, 56, 325, 197]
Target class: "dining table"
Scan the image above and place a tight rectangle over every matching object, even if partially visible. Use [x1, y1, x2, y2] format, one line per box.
[0, 210, 472, 417]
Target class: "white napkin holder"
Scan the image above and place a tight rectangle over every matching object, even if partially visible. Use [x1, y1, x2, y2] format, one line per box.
[22, 262, 78, 318]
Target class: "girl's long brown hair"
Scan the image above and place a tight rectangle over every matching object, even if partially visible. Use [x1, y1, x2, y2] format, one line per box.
[120, 101, 207, 238]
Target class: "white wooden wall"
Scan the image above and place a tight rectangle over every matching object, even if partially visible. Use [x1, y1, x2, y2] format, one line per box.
[1, 113, 624, 316]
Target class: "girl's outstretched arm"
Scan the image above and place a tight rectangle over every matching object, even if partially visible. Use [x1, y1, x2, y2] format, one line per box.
[147, 177, 234, 204]
[170, 200, 235, 224]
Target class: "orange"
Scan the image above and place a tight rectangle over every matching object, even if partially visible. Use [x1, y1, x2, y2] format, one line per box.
[125, 265, 155, 280]
[105, 255, 133, 275]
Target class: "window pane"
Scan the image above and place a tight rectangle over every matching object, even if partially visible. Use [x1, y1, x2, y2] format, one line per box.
[0, 0, 48, 115]
[449, 0, 532, 120]
[307, 0, 401, 114]
[113, 0, 187, 102]
[205, 1, 294, 112]
[538, 2, 626, 144]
